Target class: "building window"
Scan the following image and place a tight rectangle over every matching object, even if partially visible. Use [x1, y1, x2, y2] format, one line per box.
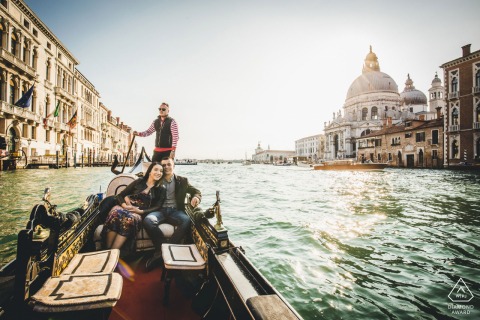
[476, 138, 480, 159]
[451, 108, 459, 125]
[33, 28, 38, 37]
[432, 150, 438, 159]
[10, 33, 17, 56]
[475, 68, 480, 88]
[9, 79, 15, 104]
[405, 132, 412, 138]
[23, 20, 30, 29]
[476, 105, 480, 123]
[47, 42, 51, 50]
[371, 106, 378, 119]
[452, 140, 459, 159]
[432, 130, 439, 145]
[362, 108, 368, 121]
[409, 107, 413, 113]
[388, 153, 392, 161]
[1, 0, 7, 8]
[416, 132, 425, 142]
[0, 24, 3, 48]
[451, 71, 458, 92]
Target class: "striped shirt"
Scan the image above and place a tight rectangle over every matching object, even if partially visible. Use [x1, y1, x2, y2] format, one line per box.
[138, 118, 179, 151]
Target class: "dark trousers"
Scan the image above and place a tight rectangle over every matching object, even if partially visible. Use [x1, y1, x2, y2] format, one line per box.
[152, 150, 171, 162]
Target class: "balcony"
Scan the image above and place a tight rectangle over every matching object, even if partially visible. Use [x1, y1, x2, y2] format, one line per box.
[0, 100, 41, 124]
[54, 121, 69, 133]
[474, 122, 480, 129]
[449, 125, 460, 132]
[54, 86, 75, 103]
[448, 91, 459, 100]
[473, 86, 480, 95]
[101, 143, 110, 151]
[0, 48, 36, 79]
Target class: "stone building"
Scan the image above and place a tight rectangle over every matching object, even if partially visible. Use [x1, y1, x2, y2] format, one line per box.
[0, 0, 133, 167]
[252, 142, 295, 164]
[357, 115, 444, 168]
[440, 44, 480, 166]
[294, 133, 325, 162]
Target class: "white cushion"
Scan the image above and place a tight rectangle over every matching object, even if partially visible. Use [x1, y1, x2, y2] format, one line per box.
[162, 244, 205, 270]
[62, 249, 119, 275]
[30, 273, 123, 312]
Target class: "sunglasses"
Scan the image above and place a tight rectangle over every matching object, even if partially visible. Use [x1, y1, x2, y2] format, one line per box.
[159, 108, 167, 111]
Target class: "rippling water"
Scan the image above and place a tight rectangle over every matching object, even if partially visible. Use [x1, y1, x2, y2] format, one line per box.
[1, 165, 479, 319]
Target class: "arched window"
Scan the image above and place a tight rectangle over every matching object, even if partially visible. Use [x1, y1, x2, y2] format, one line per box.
[451, 77, 458, 92]
[10, 33, 17, 56]
[360, 129, 371, 137]
[371, 106, 378, 120]
[9, 79, 15, 104]
[452, 140, 459, 159]
[361, 107, 368, 121]
[451, 108, 459, 125]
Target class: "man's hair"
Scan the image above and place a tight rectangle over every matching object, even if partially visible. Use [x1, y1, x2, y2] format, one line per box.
[161, 102, 169, 107]
[161, 157, 172, 162]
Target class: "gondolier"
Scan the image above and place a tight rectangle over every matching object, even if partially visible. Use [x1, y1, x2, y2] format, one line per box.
[134, 102, 179, 161]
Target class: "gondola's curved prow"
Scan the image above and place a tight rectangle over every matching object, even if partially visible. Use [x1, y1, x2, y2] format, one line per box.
[186, 192, 302, 320]
[0, 189, 103, 319]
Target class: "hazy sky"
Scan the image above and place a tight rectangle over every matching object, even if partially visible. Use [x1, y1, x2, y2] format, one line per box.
[24, 0, 479, 160]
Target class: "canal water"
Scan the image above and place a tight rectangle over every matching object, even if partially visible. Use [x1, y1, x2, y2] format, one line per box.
[0, 165, 479, 319]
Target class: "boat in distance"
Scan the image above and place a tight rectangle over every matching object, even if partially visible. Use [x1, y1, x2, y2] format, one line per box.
[174, 159, 198, 165]
[313, 159, 389, 171]
[0, 149, 302, 320]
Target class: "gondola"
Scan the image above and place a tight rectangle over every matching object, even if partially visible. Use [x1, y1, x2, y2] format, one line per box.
[0, 146, 302, 320]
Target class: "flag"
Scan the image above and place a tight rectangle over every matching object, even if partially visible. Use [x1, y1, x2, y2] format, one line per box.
[67, 110, 77, 129]
[43, 101, 60, 127]
[53, 100, 60, 117]
[14, 85, 34, 108]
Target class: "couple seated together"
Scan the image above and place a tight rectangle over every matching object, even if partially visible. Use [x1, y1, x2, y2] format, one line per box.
[101, 157, 201, 271]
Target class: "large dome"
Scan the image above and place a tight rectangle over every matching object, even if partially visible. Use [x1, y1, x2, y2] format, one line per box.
[346, 71, 398, 100]
[346, 46, 399, 100]
[400, 74, 427, 105]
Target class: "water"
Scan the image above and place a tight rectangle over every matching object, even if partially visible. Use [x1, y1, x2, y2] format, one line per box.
[1, 165, 479, 319]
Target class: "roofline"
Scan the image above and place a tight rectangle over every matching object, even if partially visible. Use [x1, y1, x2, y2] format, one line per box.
[13, 0, 79, 65]
[439, 49, 480, 69]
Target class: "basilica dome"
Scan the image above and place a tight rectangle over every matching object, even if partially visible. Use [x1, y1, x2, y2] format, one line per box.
[400, 74, 427, 105]
[346, 46, 399, 100]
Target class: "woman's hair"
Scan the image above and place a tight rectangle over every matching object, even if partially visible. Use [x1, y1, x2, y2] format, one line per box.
[143, 162, 163, 187]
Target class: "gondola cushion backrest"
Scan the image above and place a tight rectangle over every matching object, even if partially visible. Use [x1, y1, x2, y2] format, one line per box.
[106, 173, 137, 197]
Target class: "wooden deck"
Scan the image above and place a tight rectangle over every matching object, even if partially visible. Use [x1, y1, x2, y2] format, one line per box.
[110, 255, 199, 320]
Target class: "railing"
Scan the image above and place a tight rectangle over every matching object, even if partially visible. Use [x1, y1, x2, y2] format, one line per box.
[0, 101, 42, 124]
[448, 91, 459, 100]
[474, 122, 480, 129]
[54, 86, 75, 102]
[0, 48, 36, 78]
[449, 125, 460, 132]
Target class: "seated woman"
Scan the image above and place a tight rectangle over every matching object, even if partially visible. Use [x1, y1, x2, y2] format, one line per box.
[103, 162, 165, 252]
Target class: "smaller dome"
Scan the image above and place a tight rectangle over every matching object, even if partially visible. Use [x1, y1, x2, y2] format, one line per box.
[400, 74, 427, 105]
[431, 72, 441, 85]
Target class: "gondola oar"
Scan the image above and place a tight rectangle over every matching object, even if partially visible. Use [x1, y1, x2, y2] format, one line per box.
[111, 135, 136, 175]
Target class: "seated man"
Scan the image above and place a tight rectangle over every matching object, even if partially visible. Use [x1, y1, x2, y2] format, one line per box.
[143, 157, 201, 270]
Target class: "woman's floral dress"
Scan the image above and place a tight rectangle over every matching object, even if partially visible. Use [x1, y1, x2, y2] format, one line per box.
[102, 191, 152, 250]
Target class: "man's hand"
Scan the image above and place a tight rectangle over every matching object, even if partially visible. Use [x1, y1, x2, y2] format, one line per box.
[191, 196, 200, 207]
[133, 131, 138, 136]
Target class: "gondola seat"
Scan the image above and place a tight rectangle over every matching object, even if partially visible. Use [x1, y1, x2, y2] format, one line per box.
[93, 173, 176, 253]
[29, 249, 122, 319]
[161, 243, 206, 305]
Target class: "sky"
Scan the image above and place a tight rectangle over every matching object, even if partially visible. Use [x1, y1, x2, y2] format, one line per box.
[23, 0, 480, 160]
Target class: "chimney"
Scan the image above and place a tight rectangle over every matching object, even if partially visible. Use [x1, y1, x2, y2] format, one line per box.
[382, 118, 387, 130]
[387, 117, 392, 127]
[116, 117, 120, 125]
[462, 44, 471, 57]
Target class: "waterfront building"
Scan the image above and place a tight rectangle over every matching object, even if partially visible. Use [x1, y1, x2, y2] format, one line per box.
[294, 134, 325, 162]
[440, 44, 480, 166]
[252, 142, 295, 164]
[0, 0, 133, 168]
[323, 46, 437, 161]
[356, 114, 444, 168]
